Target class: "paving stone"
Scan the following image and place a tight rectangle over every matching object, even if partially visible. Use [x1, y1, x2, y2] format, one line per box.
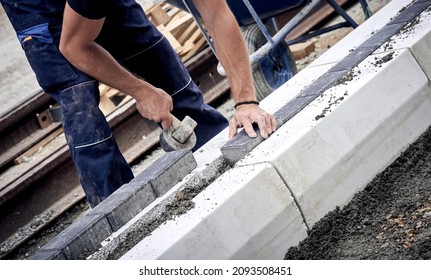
[30, 248, 65, 260]
[362, 23, 406, 49]
[391, 0, 431, 24]
[273, 94, 317, 124]
[220, 129, 265, 166]
[298, 70, 348, 97]
[135, 149, 197, 196]
[92, 182, 156, 232]
[32, 212, 112, 260]
[329, 46, 377, 72]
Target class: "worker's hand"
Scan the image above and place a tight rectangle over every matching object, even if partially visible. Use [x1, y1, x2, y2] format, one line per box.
[229, 104, 277, 139]
[135, 87, 173, 130]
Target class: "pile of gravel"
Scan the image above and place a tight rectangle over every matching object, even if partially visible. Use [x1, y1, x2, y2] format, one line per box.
[285, 126, 431, 260]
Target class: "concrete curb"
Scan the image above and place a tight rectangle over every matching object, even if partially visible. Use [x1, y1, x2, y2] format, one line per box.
[121, 0, 431, 259]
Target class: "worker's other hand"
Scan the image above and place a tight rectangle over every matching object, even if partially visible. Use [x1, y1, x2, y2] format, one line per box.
[135, 87, 173, 130]
[229, 104, 277, 139]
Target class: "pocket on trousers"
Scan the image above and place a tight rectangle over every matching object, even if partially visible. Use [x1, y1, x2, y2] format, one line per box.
[21, 24, 78, 91]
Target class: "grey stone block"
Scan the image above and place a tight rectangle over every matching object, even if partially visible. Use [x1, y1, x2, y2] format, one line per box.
[361, 23, 405, 49]
[91, 182, 156, 232]
[273, 94, 317, 124]
[221, 69, 350, 166]
[92, 150, 195, 231]
[220, 128, 265, 166]
[32, 212, 112, 260]
[300, 70, 348, 97]
[31, 248, 65, 260]
[61, 213, 112, 259]
[391, 1, 430, 24]
[31, 150, 196, 259]
[329, 46, 376, 72]
[135, 150, 197, 197]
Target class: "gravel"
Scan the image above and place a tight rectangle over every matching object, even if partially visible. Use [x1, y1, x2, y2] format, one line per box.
[285, 126, 431, 260]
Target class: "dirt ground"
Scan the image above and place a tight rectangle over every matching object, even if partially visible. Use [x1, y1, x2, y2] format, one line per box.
[284, 126, 431, 260]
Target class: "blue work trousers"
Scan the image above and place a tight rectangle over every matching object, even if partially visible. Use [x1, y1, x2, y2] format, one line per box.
[1, 0, 228, 207]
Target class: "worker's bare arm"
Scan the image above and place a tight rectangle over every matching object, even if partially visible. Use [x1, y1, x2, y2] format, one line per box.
[60, 3, 172, 129]
[192, 0, 276, 139]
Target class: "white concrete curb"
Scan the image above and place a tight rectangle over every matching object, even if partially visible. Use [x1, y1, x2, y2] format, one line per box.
[120, 0, 431, 259]
[122, 163, 307, 259]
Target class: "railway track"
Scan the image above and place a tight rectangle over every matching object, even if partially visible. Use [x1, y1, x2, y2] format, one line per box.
[0, 47, 230, 259]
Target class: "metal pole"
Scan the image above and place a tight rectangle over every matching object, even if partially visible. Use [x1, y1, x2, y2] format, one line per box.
[248, 0, 321, 65]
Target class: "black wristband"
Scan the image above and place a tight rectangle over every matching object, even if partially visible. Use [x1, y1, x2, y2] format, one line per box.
[234, 100, 259, 109]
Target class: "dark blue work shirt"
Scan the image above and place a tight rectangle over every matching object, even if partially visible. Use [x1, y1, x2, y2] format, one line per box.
[67, 0, 116, 19]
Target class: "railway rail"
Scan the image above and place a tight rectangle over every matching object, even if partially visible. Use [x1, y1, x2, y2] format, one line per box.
[0, 47, 230, 259]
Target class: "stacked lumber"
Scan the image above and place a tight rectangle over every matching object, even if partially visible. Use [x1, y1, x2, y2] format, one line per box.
[98, 84, 132, 116]
[145, 2, 207, 62]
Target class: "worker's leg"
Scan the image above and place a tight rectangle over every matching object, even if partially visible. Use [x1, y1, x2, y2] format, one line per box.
[54, 81, 134, 207]
[98, 0, 229, 150]
[1, 1, 134, 207]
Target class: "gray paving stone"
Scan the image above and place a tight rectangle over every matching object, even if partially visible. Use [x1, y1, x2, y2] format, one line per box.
[135, 149, 197, 196]
[362, 23, 406, 49]
[92, 182, 156, 232]
[30, 248, 65, 260]
[220, 68, 352, 166]
[273, 94, 317, 124]
[329, 46, 376, 72]
[220, 129, 265, 166]
[32, 212, 112, 260]
[299, 70, 348, 97]
[391, 0, 431, 24]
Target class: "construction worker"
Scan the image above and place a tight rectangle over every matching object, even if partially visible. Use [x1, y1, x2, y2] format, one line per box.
[1, 0, 276, 207]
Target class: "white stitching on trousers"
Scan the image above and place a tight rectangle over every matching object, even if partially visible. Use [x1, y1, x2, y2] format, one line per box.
[75, 134, 113, 149]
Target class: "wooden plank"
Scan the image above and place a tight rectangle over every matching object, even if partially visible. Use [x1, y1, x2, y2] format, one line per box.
[165, 13, 193, 33]
[99, 92, 118, 116]
[116, 95, 133, 108]
[275, 0, 350, 41]
[99, 83, 111, 96]
[165, 6, 181, 18]
[14, 127, 64, 165]
[104, 88, 120, 99]
[147, 5, 171, 26]
[181, 36, 207, 62]
[177, 23, 198, 45]
[162, 29, 183, 52]
[290, 40, 316, 60]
